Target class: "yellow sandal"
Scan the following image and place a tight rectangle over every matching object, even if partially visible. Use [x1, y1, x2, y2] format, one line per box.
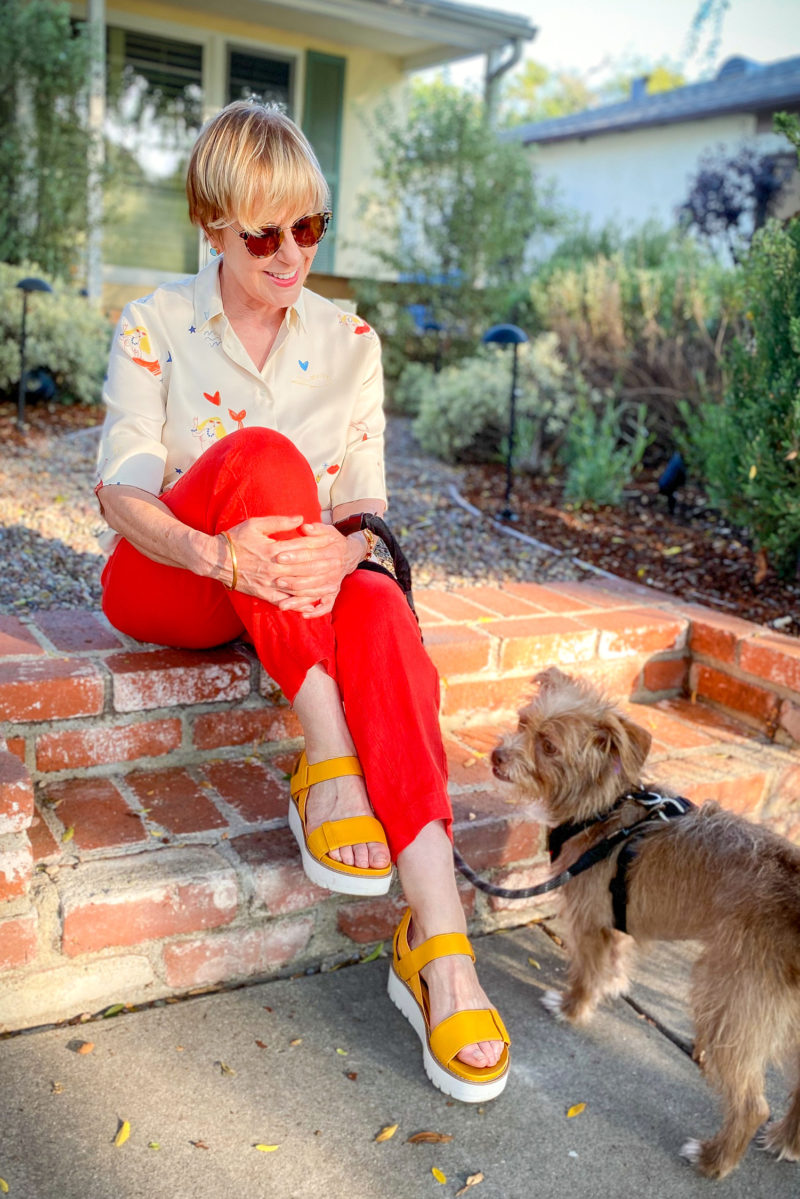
[387, 908, 510, 1102]
[289, 751, 393, 895]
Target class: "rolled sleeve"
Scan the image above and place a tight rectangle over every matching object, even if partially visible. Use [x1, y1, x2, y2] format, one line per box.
[329, 333, 387, 509]
[95, 307, 169, 496]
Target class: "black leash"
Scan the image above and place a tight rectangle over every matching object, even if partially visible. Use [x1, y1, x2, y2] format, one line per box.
[453, 790, 694, 902]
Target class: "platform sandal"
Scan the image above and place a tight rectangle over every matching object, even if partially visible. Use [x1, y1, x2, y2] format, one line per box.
[387, 908, 510, 1102]
[289, 751, 392, 896]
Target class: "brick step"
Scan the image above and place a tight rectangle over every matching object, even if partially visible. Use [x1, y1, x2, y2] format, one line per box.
[1, 580, 798, 1031]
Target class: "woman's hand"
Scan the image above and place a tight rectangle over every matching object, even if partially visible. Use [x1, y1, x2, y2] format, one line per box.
[226, 518, 362, 616]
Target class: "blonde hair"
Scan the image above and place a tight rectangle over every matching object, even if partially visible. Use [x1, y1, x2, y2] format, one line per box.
[186, 101, 329, 235]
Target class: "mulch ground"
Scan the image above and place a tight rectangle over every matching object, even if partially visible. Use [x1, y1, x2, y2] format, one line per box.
[463, 463, 800, 638]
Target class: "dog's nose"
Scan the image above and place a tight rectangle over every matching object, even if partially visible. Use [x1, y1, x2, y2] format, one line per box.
[491, 745, 509, 779]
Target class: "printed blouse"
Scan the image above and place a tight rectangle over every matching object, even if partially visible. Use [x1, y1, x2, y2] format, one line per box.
[96, 258, 386, 530]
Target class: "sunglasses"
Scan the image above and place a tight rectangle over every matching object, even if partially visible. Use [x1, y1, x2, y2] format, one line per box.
[235, 211, 332, 258]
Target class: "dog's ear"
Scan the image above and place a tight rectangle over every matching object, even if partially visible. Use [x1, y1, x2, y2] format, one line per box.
[594, 713, 652, 780]
[533, 667, 574, 692]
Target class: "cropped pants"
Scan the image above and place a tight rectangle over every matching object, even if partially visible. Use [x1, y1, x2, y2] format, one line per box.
[100, 428, 451, 857]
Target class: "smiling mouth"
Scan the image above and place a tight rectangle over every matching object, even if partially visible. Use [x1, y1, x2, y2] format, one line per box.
[266, 269, 299, 283]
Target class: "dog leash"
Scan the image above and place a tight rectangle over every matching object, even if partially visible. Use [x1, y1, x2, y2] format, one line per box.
[453, 790, 694, 901]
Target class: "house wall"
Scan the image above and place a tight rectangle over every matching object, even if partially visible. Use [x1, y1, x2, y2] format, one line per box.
[527, 113, 794, 234]
[95, 0, 404, 308]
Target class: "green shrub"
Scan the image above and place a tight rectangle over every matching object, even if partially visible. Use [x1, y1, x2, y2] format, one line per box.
[411, 333, 595, 466]
[681, 114, 800, 578]
[560, 395, 650, 506]
[0, 262, 111, 405]
[531, 223, 738, 452]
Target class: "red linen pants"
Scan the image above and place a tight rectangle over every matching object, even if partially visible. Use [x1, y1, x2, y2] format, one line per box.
[100, 428, 451, 857]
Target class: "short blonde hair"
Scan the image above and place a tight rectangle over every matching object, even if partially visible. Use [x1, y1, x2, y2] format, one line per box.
[186, 101, 329, 234]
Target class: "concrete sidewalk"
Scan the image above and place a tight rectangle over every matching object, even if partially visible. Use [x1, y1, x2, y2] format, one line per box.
[0, 922, 795, 1199]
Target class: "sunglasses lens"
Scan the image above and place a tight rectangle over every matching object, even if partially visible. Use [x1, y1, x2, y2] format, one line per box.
[292, 213, 330, 247]
[244, 228, 282, 257]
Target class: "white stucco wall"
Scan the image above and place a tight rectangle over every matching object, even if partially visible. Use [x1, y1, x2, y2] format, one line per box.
[527, 113, 793, 234]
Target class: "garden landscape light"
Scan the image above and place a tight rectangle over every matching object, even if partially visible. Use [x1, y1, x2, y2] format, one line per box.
[482, 323, 529, 521]
[16, 277, 53, 432]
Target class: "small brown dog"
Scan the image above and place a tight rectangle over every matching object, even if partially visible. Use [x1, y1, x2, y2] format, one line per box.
[491, 667, 800, 1180]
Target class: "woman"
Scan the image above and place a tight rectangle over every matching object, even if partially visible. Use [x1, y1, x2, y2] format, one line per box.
[96, 100, 509, 1103]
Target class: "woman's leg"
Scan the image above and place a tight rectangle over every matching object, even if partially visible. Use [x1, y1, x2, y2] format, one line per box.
[101, 428, 385, 867]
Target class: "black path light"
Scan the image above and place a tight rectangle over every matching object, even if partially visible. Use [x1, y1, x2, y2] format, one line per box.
[482, 323, 529, 520]
[16, 276, 54, 432]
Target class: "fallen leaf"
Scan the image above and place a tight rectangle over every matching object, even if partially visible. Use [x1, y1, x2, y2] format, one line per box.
[255, 1040, 268, 1050]
[0, 1178, 8, 1194]
[754, 548, 769, 586]
[407, 1131, 453, 1144]
[51, 1082, 64, 1094]
[61, 826, 75, 844]
[77, 1041, 94, 1055]
[456, 1173, 485, 1196]
[190, 1141, 210, 1150]
[114, 1120, 131, 1147]
[335, 1048, 348, 1056]
[254, 1144, 279, 1153]
[375, 1123, 398, 1142]
[289, 1038, 302, 1047]
[566, 1102, 586, 1119]
[217, 1061, 236, 1076]
[527, 957, 540, 970]
[662, 545, 683, 556]
[360, 942, 384, 963]
[346, 1072, 358, 1081]
[432, 1167, 447, 1184]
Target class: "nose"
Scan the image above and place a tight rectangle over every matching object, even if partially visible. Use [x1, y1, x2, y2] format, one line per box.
[491, 744, 509, 778]
[274, 227, 305, 266]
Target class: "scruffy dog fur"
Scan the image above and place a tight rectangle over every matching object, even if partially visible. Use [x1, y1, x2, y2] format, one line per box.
[491, 667, 800, 1180]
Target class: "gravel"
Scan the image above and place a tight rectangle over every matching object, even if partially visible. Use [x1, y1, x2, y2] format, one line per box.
[0, 415, 587, 613]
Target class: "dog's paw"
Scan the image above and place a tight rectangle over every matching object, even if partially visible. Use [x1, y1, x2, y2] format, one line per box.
[540, 989, 566, 1019]
[679, 1139, 702, 1166]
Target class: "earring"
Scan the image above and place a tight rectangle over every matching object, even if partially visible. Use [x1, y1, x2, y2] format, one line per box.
[210, 246, 219, 257]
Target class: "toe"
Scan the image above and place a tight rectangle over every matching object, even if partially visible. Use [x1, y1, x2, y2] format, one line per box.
[369, 842, 391, 870]
[352, 842, 370, 870]
[456, 1039, 503, 1069]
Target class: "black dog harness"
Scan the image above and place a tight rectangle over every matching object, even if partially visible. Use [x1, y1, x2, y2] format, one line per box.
[453, 788, 694, 910]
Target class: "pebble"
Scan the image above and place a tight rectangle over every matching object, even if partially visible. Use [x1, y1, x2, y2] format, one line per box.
[0, 416, 586, 613]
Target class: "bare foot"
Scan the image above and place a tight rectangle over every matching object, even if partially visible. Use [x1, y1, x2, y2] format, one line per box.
[409, 918, 504, 1070]
[303, 767, 390, 870]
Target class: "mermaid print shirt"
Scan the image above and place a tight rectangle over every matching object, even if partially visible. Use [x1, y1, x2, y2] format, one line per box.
[95, 257, 386, 544]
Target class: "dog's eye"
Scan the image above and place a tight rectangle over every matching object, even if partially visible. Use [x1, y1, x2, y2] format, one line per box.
[538, 736, 558, 756]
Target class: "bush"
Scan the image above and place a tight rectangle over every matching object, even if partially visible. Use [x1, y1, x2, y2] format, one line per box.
[682, 115, 800, 578]
[0, 262, 111, 405]
[530, 223, 738, 454]
[411, 333, 595, 467]
[560, 395, 650, 506]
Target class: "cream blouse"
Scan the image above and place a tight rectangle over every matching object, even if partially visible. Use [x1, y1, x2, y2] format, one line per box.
[96, 258, 386, 536]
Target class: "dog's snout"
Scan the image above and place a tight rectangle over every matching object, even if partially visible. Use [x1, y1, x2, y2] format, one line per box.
[491, 743, 510, 780]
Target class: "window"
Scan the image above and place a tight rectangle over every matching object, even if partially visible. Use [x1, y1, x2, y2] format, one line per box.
[105, 28, 203, 274]
[227, 50, 292, 109]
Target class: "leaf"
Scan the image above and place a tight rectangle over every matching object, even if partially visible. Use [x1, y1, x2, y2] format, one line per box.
[114, 1120, 131, 1147]
[662, 545, 683, 556]
[0, 1178, 8, 1194]
[148, 1143, 160, 1150]
[217, 1061, 236, 1076]
[456, 1173, 485, 1197]
[432, 1167, 447, 1184]
[190, 1141, 210, 1150]
[566, 1102, 586, 1119]
[76, 1041, 94, 1055]
[407, 1131, 453, 1144]
[255, 1040, 268, 1050]
[374, 1123, 398, 1142]
[786, 449, 798, 461]
[749, 464, 757, 479]
[289, 1038, 302, 1047]
[254, 1144, 279, 1153]
[61, 826, 75, 844]
[103, 1004, 125, 1018]
[754, 548, 769, 585]
[335, 1048, 348, 1056]
[50, 1082, 64, 1094]
[346, 1072, 358, 1081]
[527, 957, 540, 970]
[360, 941, 384, 963]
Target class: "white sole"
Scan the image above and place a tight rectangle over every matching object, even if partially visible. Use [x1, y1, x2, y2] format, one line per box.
[387, 965, 509, 1103]
[288, 800, 393, 896]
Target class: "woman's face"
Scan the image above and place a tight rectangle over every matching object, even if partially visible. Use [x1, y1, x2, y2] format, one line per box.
[211, 208, 319, 312]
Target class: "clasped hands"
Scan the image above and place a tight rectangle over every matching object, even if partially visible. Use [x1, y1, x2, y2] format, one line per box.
[221, 515, 362, 617]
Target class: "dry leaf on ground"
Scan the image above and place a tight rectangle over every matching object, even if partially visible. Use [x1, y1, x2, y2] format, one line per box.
[456, 1173, 485, 1196]
[374, 1123, 399, 1142]
[566, 1103, 586, 1119]
[114, 1120, 131, 1147]
[406, 1132, 454, 1144]
[431, 1167, 447, 1184]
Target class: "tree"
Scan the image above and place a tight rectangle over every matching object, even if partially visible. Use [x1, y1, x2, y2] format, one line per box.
[356, 80, 559, 348]
[0, 0, 94, 280]
[678, 145, 794, 262]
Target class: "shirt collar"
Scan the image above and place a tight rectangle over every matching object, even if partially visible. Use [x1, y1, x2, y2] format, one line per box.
[192, 256, 308, 333]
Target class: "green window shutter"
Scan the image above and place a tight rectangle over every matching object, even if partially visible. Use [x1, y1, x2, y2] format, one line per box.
[303, 51, 345, 275]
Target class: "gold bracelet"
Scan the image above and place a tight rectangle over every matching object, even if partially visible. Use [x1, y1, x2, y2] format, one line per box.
[361, 529, 379, 560]
[220, 531, 238, 591]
